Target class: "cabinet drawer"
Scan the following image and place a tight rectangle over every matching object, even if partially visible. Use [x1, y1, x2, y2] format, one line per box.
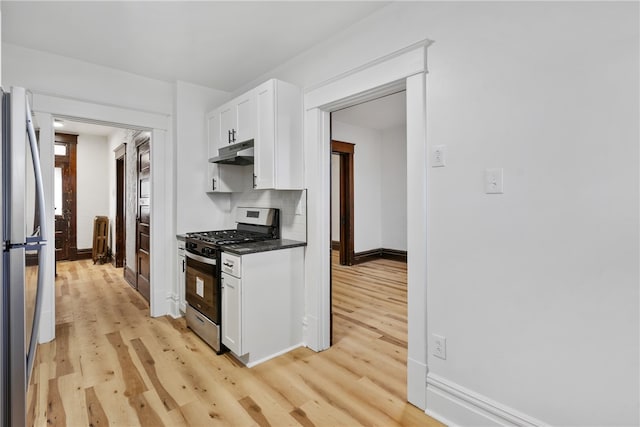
[221, 252, 241, 277]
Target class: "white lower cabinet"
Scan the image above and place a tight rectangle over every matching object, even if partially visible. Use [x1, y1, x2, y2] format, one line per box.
[177, 239, 186, 313]
[221, 247, 304, 367]
[221, 272, 242, 355]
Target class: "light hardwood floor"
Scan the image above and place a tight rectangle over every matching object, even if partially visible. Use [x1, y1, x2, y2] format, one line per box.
[27, 256, 443, 426]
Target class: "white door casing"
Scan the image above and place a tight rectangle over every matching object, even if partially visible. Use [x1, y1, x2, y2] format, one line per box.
[302, 40, 432, 409]
[31, 93, 174, 344]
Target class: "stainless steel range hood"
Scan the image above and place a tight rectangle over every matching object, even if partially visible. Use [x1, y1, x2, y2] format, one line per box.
[209, 140, 254, 165]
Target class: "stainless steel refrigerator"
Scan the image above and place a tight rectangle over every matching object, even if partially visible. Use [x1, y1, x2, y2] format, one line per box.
[1, 86, 48, 426]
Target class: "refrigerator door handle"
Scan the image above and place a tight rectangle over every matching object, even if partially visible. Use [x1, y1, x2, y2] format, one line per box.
[25, 99, 46, 243]
[24, 97, 47, 381]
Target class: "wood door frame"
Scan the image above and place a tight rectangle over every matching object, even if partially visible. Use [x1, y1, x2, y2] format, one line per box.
[114, 143, 126, 268]
[54, 132, 78, 261]
[331, 140, 355, 266]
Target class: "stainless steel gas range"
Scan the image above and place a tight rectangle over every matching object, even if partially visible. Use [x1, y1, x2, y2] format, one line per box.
[183, 207, 279, 353]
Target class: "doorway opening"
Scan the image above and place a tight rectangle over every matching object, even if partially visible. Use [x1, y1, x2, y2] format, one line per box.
[50, 118, 144, 296]
[53, 132, 77, 261]
[303, 40, 431, 407]
[328, 92, 408, 401]
[331, 139, 354, 266]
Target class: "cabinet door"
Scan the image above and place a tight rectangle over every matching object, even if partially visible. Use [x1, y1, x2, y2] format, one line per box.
[235, 92, 255, 144]
[255, 82, 276, 189]
[207, 163, 245, 193]
[177, 242, 186, 313]
[221, 273, 243, 355]
[219, 103, 235, 145]
[207, 112, 219, 158]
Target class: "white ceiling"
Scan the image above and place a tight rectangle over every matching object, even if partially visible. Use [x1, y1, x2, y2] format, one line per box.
[1, 1, 389, 92]
[332, 91, 406, 131]
[54, 118, 122, 138]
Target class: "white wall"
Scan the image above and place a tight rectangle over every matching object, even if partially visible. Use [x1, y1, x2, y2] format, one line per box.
[380, 125, 407, 251]
[174, 80, 230, 234]
[332, 120, 382, 253]
[76, 133, 110, 249]
[2, 43, 172, 114]
[255, 2, 639, 425]
[332, 119, 407, 253]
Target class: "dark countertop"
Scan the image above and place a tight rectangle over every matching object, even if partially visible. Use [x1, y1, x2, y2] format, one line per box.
[176, 234, 187, 241]
[222, 239, 306, 255]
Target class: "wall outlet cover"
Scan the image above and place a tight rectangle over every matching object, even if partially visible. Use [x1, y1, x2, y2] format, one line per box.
[485, 168, 504, 194]
[433, 334, 447, 360]
[432, 145, 446, 167]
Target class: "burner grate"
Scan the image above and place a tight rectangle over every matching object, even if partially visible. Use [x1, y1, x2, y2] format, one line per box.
[186, 229, 273, 246]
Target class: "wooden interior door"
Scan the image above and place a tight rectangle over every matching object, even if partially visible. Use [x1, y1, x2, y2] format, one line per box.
[136, 136, 151, 302]
[114, 144, 126, 268]
[331, 140, 354, 266]
[53, 133, 77, 261]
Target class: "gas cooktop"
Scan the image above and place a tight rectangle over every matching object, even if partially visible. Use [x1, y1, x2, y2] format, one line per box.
[186, 229, 273, 246]
[186, 207, 280, 248]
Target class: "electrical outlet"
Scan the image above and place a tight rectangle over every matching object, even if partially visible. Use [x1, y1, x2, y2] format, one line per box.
[485, 168, 504, 194]
[433, 334, 447, 360]
[432, 145, 446, 167]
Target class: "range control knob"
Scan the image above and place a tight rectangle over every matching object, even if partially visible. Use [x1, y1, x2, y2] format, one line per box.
[202, 247, 214, 256]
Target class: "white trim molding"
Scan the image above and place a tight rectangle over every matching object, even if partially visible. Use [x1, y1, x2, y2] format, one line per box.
[426, 374, 549, 426]
[302, 39, 432, 409]
[30, 94, 176, 341]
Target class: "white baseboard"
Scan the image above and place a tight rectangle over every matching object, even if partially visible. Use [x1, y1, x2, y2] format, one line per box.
[407, 357, 427, 409]
[303, 315, 325, 351]
[426, 374, 548, 426]
[166, 292, 181, 319]
[243, 343, 305, 368]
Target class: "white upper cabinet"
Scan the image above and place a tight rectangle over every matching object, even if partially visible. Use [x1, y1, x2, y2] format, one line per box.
[254, 79, 303, 190]
[206, 79, 302, 192]
[235, 92, 255, 144]
[206, 108, 246, 193]
[215, 91, 256, 147]
[218, 103, 235, 145]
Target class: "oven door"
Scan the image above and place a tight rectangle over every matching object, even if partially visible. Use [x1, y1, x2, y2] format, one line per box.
[185, 251, 219, 323]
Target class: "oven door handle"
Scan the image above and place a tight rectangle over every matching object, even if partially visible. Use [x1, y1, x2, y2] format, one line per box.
[185, 251, 217, 266]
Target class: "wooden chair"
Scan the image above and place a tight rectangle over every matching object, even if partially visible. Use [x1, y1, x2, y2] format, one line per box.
[92, 216, 109, 264]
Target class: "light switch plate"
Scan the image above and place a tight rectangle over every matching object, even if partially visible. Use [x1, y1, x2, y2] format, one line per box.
[485, 168, 504, 194]
[432, 145, 446, 167]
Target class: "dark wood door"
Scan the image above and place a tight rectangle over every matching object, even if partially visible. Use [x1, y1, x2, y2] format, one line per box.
[331, 140, 355, 266]
[54, 133, 77, 261]
[114, 145, 126, 268]
[136, 137, 151, 302]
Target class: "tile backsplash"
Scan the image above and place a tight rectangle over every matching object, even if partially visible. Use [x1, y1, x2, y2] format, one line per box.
[229, 189, 307, 242]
